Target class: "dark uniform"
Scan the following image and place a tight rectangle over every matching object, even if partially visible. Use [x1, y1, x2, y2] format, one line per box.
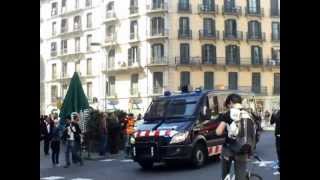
[270, 109, 280, 172]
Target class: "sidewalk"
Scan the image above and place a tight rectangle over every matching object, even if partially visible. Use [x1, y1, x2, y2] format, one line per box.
[40, 141, 127, 170]
[261, 122, 275, 131]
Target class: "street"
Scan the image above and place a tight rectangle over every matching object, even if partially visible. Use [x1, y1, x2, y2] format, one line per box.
[40, 131, 280, 180]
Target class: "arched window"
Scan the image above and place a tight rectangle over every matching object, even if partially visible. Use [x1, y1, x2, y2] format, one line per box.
[226, 45, 240, 65]
[151, 17, 164, 36]
[202, 44, 216, 64]
[248, 20, 261, 38]
[107, 1, 114, 11]
[203, 18, 215, 36]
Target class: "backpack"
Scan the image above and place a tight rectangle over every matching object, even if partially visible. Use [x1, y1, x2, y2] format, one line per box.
[228, 109, 257, 155]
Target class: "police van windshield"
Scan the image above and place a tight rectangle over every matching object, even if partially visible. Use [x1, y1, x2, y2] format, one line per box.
[144, 98, 197, 120]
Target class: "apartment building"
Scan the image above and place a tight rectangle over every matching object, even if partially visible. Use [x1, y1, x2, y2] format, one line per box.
[41, 0, 280, 115]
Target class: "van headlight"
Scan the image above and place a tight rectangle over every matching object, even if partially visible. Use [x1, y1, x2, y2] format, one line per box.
[169, 132, 189, 144]
[130, 136, 135, 144]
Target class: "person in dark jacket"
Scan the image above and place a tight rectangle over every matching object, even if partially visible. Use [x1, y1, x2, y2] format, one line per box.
[43, 115, 54, 155]
[50, 119, 61, 166]
[270, 109, 280, 172]
[99, 113, 108, 156]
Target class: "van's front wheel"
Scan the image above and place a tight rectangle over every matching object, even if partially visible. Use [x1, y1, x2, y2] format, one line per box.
[191, 143, 207, 168]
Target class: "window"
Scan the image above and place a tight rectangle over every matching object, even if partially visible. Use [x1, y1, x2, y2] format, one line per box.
[151, 17, 164, 36]
[203, 18, 215, 36]
[202, 0, 215, 11]
[86, 82, 92, 101]
[52, 22, 57, 36]
[252, 72, 261, 93]
[128, 46, 140, 65]
[130, 20, 138, 39]
[272, 22, 280, 41]
[108, 49, 115, 68]
[106, 25, 116, 40]
[225, 19, 237, 37]
[62, 62, 68, 77]
[75, 0, 79, 9]
[247, 0, 260, 13]
[204, 72, 214, 90]
[152, 0, 164, 9]
[85, 0, 92, 7]
[202, 44, 216, 64]
[180, 43, 190, 64]
[271, 48, 280, 61]
[228, 72, 238, 90]
[61, 0, 67, 13]
[107, 1, 114, 11]
[131, 74, 139, 95]
[152, 44, 164, 62]
[87, 13, 92, 28]
[52, 63, 57, 80]
[51, 85, 58, 103]
[226, 45, 240, 65]
[75, 61, 80, 75]
[178, 0, 190, 11]
[271, 0, 279, 16]
[273, 73, 280, 95]
[87, 34, 92, 51]
[224, 0, 235, 10]
[87, 58, 92, 75]
[108, 76, 116, 96]
[251, 46, 262, 65]
[130, 0, 138, 14]
[61, 19, 68, 33]
[62, 84, 68, 99]
[75, 37, 80, 52]
[74, 16, 81, 31]
[61, 39, 68, 54]
[51, 42, 57, 56]
[153, 72, 163, 94]
[180, 71, 190, 88]
[248, 21, 261, 38]
[179, 17, 190, 35]
[51, 2, 58, 16]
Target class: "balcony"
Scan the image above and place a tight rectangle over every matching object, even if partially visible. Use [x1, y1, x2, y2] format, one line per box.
[147, 57, 169, 66]
[104, 11, 117, 23]
[245, 7, 264, 17]
[199, 30, 219, 41]
[129, 32, 139, 43]
[129, 6, 139, 15]
[175, 57, 201, 66]
[223, 31, 243, 41]
[273, 86, 280, 95]
[178, 29, 192, 40]
[222, 6, 242, 16]
[130, 87, 140, 96]
[153, 86, 164, 95]
[239, 86, 268, 96]
[104, 33, 118, 47]
[147, 29, 169, 40]
[177, 3, 192, 13]
[198, 4, 218, 15]
[146, 2, 168, 14]
[51, 51, 57, 57]
[266, 59, 280, 67]
[271, 33, 280, 42]
[59, 26, 82, 37]
[56, 51, 85, 61]
[107, 58, 115, 70]
[246, 32, 266, 42]
[270, 9, 280, 17]
[128, 59, 141, 67]
[60, 7, 82, 17]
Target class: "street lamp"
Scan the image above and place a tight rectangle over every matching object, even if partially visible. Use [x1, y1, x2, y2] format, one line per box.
[91, 42, 108, 112]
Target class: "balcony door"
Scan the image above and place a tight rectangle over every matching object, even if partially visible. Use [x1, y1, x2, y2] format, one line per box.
[153, 0, 164, 9]
[228, 72, 238, 90]
[224, 0, 235, 10]
[130, 20, 138, 39]
[204, 72, 214, 90]
[180, 71, 190, 88]
[179, 17, 190, 35]
[152, 44, 164, 62]
[203, 0, 215, 11]
[128, 47, 140, 65]
[202, 44, 216, 64]
[248, 21, 261, 38]
[203, 18, 215, 36]
[151, 17, 164, 36]
[247, 0, 260, 13]
[251, 46, 262, 65]
[225, 19, 237, 37]
[226, 45, 240, 65]
[252, 72, 261, 93]
[180, 43, 190, 64]
[153, 72, 163, 94]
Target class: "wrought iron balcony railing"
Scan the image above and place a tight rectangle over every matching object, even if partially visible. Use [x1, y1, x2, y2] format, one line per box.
[247, 32, 266, 42]
[245, 7, 264, 17]
[198, 4, 218, 14]
[178, 29, 192, 39]
[223, 31, 243, 41]
[178, 3, 192, 13]
[222, 6, 242, 16]
[199, 30, 219, 40]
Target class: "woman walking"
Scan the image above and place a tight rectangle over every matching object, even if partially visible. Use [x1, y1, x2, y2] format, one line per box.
[50, 119, 61, 167]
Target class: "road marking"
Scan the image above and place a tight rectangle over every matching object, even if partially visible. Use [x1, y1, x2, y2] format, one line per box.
[40, 176, 65, 180]
[71, 178, 93, 180]
[252, 160, 275, 167]
[100, 159, 115, 162]
[273, 171, 280, 175]
[120, 159, 134, 162]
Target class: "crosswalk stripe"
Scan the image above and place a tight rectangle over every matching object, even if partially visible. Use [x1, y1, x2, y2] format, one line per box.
[71, 178, 93, 180]
[100, 159, 115, 162]
[120, 159, 133, 162]
[40, 176, 65, 180]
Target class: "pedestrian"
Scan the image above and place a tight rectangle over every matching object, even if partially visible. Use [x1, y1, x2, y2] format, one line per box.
[43, 115, 54, 155]
[216, 94, 251, 180]
[50, 119, 61, 167]
[270, 109, 280, 173]
[99, 112, 108, 156]
[124, 113, 135, 158]
[137, 113, 142, 121]
[264, 110, 271, 125]
[63, 114, 83, 168]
